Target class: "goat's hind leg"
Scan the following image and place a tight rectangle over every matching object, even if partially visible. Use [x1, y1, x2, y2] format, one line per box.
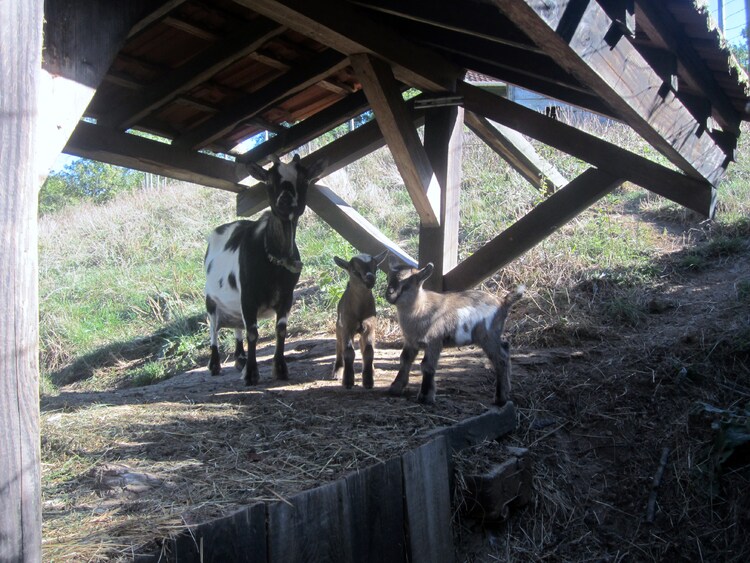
[360, 317, 376, 389]
[332, 329, 345, 380]
[342, 337, 356, 389]
[417, 342, 442, 405]
[483, 338, 512, 406]
[233, 328, 246, 371]
[206, 297, 222, 376]
[272, 314, 290, 381]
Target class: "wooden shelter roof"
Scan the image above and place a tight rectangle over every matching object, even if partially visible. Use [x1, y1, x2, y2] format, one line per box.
[51, 0, 750, 289]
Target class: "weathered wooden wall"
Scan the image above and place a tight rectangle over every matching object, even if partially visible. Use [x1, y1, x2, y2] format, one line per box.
[0, 1, 44, 561]
[134, 404, 517, 563]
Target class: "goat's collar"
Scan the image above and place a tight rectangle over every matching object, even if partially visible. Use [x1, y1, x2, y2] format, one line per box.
[266, 250, 302, 273]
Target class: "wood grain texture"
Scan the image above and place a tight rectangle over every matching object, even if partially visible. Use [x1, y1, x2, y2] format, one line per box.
[492, 0, 728, 185]
[444, 168, 623, 290]
[427, 402, 517, 454]
[401, 437, 454, 563]
[267, 479, 353, 563]
[351, 53, 441, 226]
[173, 503, 267, 562]
[0, 1, 44, 560]
[344, 458, 408, 563]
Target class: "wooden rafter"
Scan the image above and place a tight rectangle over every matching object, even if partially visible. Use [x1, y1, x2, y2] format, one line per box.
[236, 90, 370, 164]
[351, 53, 441, 226]
[491, 0, 729, 185]
[458, 81, 716, 216]
[465, 111, 567, 194]
[65, 122, 248, 193]
[634, 0, 741, 135]
[444, 168, 624, 291]
[127, 0, 187, 39]
[173, 48, 348, 150]
[105, 18, 285, 130]
[233, 0, 462, 92]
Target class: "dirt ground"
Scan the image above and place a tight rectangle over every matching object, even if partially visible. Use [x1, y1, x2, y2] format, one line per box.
[41, 248, 750, 562]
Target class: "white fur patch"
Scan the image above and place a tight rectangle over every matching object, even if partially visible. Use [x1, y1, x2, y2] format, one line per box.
[205, 222, 244, 327]
[277, 161, 298, 185]
[453, 304, 497, 346]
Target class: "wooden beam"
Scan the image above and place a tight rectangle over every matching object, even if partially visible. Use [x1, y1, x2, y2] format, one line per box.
[1, 2, 43, 560]
[444, 168, 624, 291]
[634, 0, 741, 136]
[127, 0, 187, 38]
[351, 53, 441, 226]
[64, 122, 248, 193]
[492, 0, 728, 185]
[419, 105, 463, 291]
[233, 0, 462, 92]
[465, 111, 567, 194]
[457, 81, 716, 216]
[107, 18, 284, 130]
[308, 184, 416, 267]
[236, 91, 370, 165]
[173, 49, 348, 151]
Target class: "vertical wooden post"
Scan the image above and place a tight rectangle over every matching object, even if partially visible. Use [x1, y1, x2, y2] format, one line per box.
[0, 1, 44, 561]
[419, 105, 464, 291]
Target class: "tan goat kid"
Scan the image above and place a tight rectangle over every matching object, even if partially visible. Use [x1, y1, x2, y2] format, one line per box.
[332, 250, 387, 388]
[385, 258, 524, 405]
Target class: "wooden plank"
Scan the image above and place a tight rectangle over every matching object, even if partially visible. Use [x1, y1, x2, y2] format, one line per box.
[236, 91, 370, 165]
[307, 184, 417, 267]
[457, 81, 716, 216]
[38, 0, 154, 180]
[1, 2, 43, 561]
[344, 458, 408, 563]
[233, 0, 462, 92]
[401, 437, 454, 563]
[491, 0, 728, 185]
[465, 111, 567, 194]
[419, 105, 463, 290]
[444, 168, 624, 291]
[108, 18, 285, 130]
[173, 49, 348, 151]
[634, 0, 741, 136]
[65, 122, 247, 193]
[426, 402, 517, 453]
[351, 54, 441, 226]
[173, 503, 267, 562]
[267, 479, 353, 563]
[127, 0, 187, 38]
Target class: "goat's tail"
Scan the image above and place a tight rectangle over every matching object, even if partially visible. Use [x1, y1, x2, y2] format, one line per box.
[492, 285, 525, 332]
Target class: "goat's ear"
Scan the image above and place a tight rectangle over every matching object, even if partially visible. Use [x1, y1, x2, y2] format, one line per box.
[333, 256, 350, 271]
[388, 255, 403, 272]
[305, 158, 328, 184]
[244, 162, 269, 183]
[373, 249, 388, 266]
[417, 263, 434, 283]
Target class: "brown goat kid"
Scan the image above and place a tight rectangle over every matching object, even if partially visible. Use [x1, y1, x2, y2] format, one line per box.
[332, 251, 388, 388]
[385, 258, 524, 405]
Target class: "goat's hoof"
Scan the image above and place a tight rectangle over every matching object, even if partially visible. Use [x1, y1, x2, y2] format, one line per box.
[273, 363, 289, 381]
[362, 371, 374, 389]
[332, 367, 343, 380]
[243, 368, 259, 386]
[208, 363, 222, 376]
[417, 392, 436, 405]
[388, 383, 404, 396]
[493, 398, 508, 408]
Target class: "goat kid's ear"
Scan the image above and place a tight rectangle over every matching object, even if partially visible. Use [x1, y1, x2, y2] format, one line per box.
[333, 256, 350, 271]
[243, 161, 269, 183]
[388, 255, 404, 272]
[417, 263, 434, 283]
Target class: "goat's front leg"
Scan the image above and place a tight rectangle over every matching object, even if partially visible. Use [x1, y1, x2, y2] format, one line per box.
[418, 341, 443, 405]
[206, 300, 222, 376]
[332, 327, 345, 381]
[360, 317, 377, 389]
[272, 314, 289, 380]
[388, 344, 418, 396]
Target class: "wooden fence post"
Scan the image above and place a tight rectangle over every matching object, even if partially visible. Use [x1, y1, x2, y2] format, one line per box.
[0, 1, 44, 561]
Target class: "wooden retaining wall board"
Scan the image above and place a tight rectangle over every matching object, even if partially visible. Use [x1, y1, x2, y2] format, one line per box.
[401, 437, 453, 563]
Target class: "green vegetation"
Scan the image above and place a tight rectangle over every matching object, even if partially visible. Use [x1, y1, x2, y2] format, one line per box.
[38, 120, 750, 394]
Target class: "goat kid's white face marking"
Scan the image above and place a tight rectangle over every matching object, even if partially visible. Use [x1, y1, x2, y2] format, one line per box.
[453, 304, 497, 346]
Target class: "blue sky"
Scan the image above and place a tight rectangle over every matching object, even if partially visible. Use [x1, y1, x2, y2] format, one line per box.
[708, 0, 747, 44]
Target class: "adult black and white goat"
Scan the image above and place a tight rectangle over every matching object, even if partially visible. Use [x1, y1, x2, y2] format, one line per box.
[332, 250, 388, 389]
[385, 257, 524, 406]
[204, 154, 326, 385]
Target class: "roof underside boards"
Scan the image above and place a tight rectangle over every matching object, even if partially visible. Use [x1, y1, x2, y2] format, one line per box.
[58, 0, 750, 285]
